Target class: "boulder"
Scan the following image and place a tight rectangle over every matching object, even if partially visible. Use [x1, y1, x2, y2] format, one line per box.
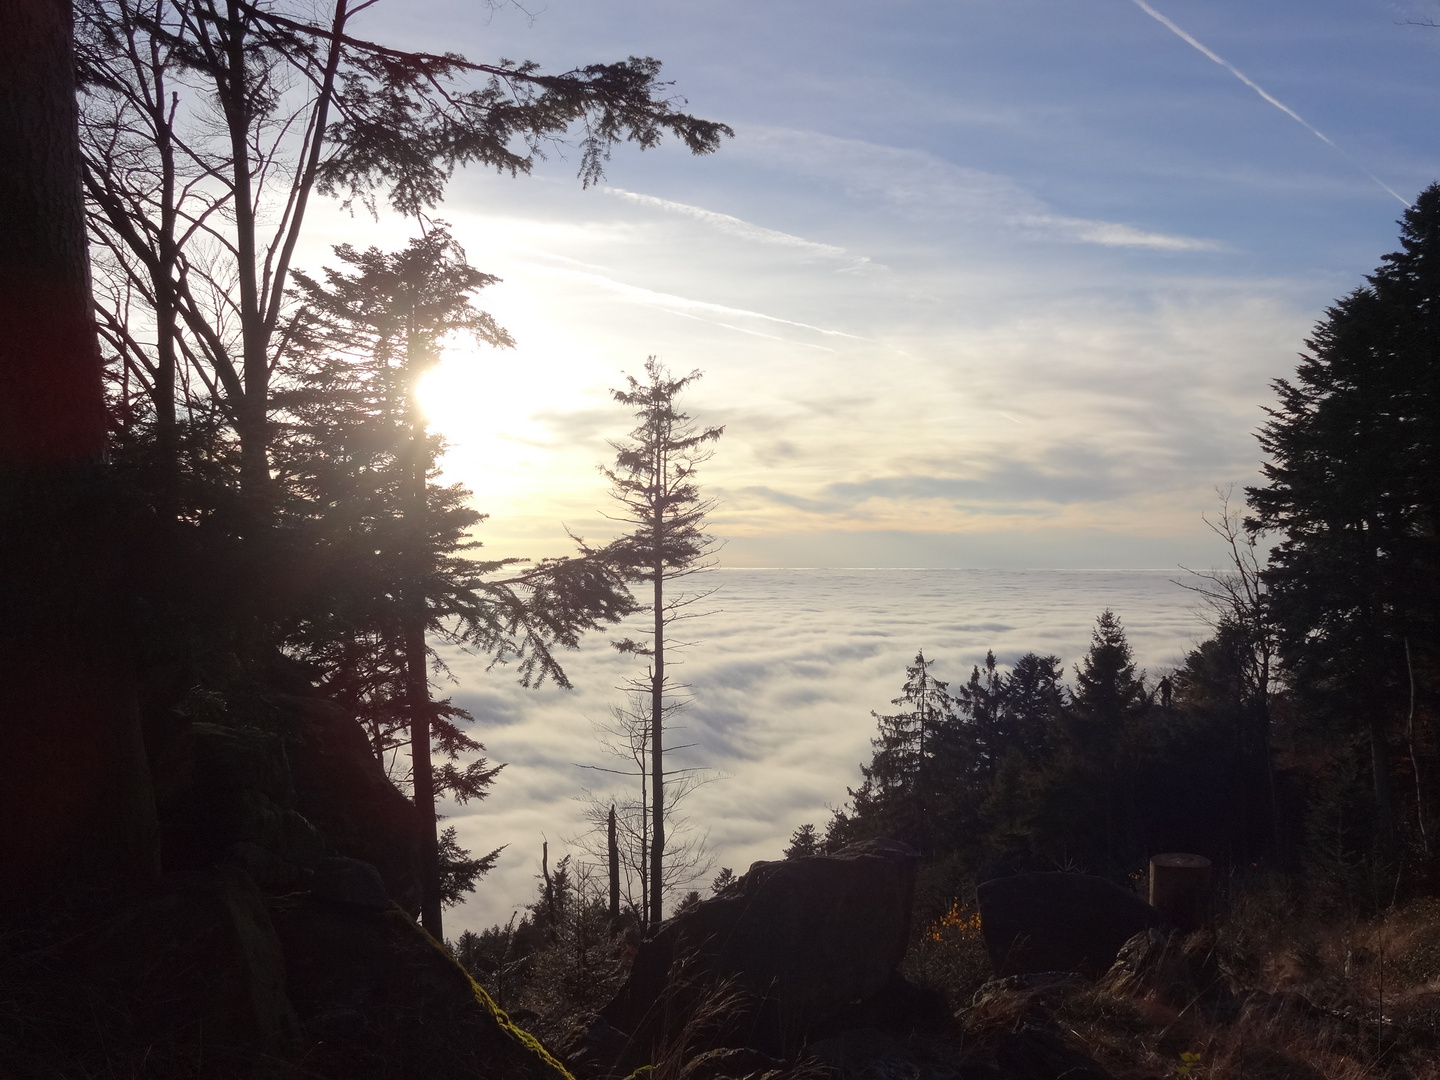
[591, 840, 919, 1069]
[274, 895, 571, 1079]
[159, 720, 324, 888]
[810, 970, 951, 1039]
[311, 856, 390, 909]
[976, 872, 1160, 977]
[287, 696, 420, 911]
[995, 1026, 1114, 1080]
[0, 866, 297, 1078]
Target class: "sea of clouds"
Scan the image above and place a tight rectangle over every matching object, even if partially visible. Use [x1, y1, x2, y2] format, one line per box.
[439, 566, 1210, 934]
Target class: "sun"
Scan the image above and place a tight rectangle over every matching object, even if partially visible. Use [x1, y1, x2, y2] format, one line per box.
[411, 340, 600, 513]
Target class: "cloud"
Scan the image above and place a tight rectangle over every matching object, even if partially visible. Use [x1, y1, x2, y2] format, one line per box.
[603, 187, 872, 267]
[1019, 215, 1220, 252]
[539, 262, 864, 341]
[732, 127, 1223, 251]
[733, 439, 1213, 520]
[438, 569, 1215, 933]
[1127, 0, 1410, 207]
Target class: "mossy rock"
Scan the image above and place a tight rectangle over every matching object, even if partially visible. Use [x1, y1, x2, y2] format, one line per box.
[274, 894, 572, 1079]
[0, 865, 296, 1078]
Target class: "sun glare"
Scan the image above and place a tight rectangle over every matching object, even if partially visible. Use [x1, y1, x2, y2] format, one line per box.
[413, 342, 600, 513]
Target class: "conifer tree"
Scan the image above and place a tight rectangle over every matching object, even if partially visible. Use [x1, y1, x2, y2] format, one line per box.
[849, 651, 956, 852]
[1063, 610, 1150, 866]
[603, 358, 723, 929]
[1248, 184, 1440, 846]
[784, 823, 820, 859]
[998, 653, 1066, 766]
[281, 228, 633, 937]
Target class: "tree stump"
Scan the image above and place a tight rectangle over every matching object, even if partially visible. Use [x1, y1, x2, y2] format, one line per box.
[1148, 853, 1211, 932]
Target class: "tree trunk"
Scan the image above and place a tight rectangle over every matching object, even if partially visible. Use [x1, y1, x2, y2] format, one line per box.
[404, 393, 442, 937]
[608, 804, 620, 920]
[649, 562, 665, 930]
[0, 0, 157, 896]
[1149, 852, 1212, 933]
[406, 612, 441, 937]
[221, 0, 271, 510]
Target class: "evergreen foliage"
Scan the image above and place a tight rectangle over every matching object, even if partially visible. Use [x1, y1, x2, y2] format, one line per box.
[1248, 184, 1440, 858]
[783, 824, 820, 859]
[459, 855, 633, 1044]
[828, 611, 1293, 922]
[844, 651, 955, 853]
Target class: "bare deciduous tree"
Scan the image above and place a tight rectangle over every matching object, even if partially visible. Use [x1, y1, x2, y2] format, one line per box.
[574, 692, 714, 923]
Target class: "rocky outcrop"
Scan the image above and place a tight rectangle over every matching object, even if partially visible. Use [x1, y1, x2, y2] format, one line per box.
[976, 872, 1160, 977]
[0, 866, 297, 1078]
[577, 839, 920, 1073]
[159, 720, 327, 891]
[148, 687, 417, 909]
[274, 893, 571, 1080]
[2, 676, 562, 1079]
[287, 695, 420, 911]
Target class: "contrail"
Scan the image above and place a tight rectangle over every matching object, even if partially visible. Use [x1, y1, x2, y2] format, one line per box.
[1129, 0, 1410, 207]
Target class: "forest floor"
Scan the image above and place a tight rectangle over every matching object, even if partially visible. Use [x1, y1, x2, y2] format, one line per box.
[920, 876, 1440, 1080]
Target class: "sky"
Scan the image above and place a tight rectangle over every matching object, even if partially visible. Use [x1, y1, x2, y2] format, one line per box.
[299, 0, 1440, 570]
[290, 1, 1440, 926]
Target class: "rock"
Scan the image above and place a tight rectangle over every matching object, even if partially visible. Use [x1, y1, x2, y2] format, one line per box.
[288, 696, 420, 911]
[558, 1017, 633, 1078]
[0, 866, 298, 1077]
[151, 720, 329, 891]
[592, 840, 919, 1068]
[994, 1026, 1114, 1080]
[311, 856, 390, 908]
[961, 973, 1080, 1044]
[812, 970, 951, 1039]
[274, 894, 571, 1079]
[1097, 928, 1195, 1004]
[975, 872, 1160, 977]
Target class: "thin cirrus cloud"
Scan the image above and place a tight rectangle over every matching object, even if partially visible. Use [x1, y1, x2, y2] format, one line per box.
[530, 259, 864, 344]
[603, 187, 873, 269]
[740, 459, 1134, 516]
[731, 126, 1223, 252]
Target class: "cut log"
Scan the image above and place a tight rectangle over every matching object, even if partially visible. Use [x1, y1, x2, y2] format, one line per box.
[1148, 853, 1211, 933]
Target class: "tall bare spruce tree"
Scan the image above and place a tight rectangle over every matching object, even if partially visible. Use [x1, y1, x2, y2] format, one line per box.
[604, 359, 722, 929]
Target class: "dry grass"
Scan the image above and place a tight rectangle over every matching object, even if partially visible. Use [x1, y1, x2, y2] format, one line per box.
[1059, 881, 1440, 1080]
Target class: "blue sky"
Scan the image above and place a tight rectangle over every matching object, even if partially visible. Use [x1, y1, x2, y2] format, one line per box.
[310, 0, 1440, 568]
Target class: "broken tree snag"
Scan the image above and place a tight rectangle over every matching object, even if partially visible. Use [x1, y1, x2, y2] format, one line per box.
[1148, 853, 1211, 933]
[608, 805, 620, 920]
